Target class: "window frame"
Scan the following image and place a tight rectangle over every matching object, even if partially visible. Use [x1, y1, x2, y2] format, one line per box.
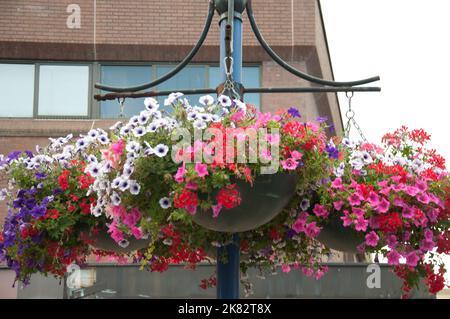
[0, 60, 261, 119]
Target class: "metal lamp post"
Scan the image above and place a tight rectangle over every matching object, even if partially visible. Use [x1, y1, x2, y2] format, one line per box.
[215, 0, 246, 300]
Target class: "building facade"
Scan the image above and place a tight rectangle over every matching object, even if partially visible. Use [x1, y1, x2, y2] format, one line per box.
[0, 0, 342, 225]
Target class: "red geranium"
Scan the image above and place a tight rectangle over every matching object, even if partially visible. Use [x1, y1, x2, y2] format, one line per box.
[216, 184, 241, 209]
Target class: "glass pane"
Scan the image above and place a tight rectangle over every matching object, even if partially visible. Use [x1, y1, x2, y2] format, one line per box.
[38, 65, 89, 117]
[0, 64, 34, 117]
[100, 66, 152, 118]
[156, 65, 205, 109]
[208, 66, 261, 109]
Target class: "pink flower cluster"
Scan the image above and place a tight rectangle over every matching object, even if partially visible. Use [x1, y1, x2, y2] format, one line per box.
[106, 205, 143, 243]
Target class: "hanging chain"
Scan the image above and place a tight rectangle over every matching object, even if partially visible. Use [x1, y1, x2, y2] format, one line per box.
[344, 91, 367, 142]
[117, 97, 126, 118]
[221, 56, 240, 99]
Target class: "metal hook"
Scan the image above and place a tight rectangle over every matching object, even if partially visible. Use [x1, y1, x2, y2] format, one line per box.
[117, 97, 126, 118]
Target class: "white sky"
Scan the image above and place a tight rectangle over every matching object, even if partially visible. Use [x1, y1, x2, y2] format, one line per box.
[321, 0, 450, 287]
[321, 0, 450, 163]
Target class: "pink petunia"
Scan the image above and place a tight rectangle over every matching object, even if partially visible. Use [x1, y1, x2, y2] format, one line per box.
[401, 205, 415, 219]
[386, 235, 398, 249]
[352, 207, 366, 218]
[266, 133, 280, 145]
[212, 204, 223, 218]
[391, 183, 405, 193]
[260, 149, 273, 161]
[416, 193, 430, 204]
[281, 158, 299, 171]
[355, 217, 369, 232]
[365, 231, 379, 247]
[405, 251, 420, 267]
[290, 150, 303, 161]
[186, 181, 198, 190]
[348, 193, 362, 206]
[333, 200, 344, 211]
[367, 192, 380, 207]
[375, 198, 390, 214]
[386, 250, 401, 265]
[305, 222, 321, 238]
[331, 178, 345, 190]
[281, 264, 291, 273]
[405, 186, 420, 197]
[415, 179, 428, 193]
[313, 204, 329, 218]
[195, 162, 209, 178]
[420, 239, 435, 251]
[341, 210, 353, 227]
[292, 213, 308, 233]
[174, 163, 187, 183]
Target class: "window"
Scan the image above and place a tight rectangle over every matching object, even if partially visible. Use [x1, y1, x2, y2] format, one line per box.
[0, 62, 261, 119]
[156, 65, 206, 109]
[208, 66, 261, 109]
[0, 63, 35, 117]
[38, 65, 90, 117]
[100, 66, 152, 118]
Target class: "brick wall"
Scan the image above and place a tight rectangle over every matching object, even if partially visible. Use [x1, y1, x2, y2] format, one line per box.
[0, 0, 314, 46]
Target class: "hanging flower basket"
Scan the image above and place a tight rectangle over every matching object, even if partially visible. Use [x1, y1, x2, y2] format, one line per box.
[1, 93, 448, 297]
[316, 214, 361, 253]
[192, 172, 298, 232]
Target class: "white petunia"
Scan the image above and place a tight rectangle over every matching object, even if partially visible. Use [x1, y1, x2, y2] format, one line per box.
[199, 95, 214, 106]
[159, 197, 171, 209]
[126, 141, 141, 153]
[119, 178, 130, 192]
[141, 141, 154, 156]
[122, 164, 134, 177]
[233, 99, 247, 113]
[133, 126, 146, 137]
[129, 180, 141, 195]
[112, 177, 122, 189]
[98, 134, 110, 145]
[129, 115, 139, 126]
[193, 120, 207, 130]
[144, 97, 159, 112]
[87, 129, 99, 140]
[199, 113, 212, 122]
[75, 138, 88, 150]
[138, 111, 150, 125]
[342, 138, 354, 149]
[109, 121, 123, 131]
[87, 163, 102, 177]
[154, 144, 169, 157]
[147, 122, 159, 133]
[91, 205, 103, 217]
[164, 92, 184, 106]
[118, 239, 130, 248]
[187, 112, 198, 122]
[86, 154, 98, 164]
[110, 192, 121, 206]
[211, 114, 221, 123]
[218, 95, 232, 107]
[120, 125, 132, 136]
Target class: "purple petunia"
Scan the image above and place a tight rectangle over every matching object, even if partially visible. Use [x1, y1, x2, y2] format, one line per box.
[325, 143, 339, 160]
[316, 116, 328, 123]
[287, 107, 301, 118]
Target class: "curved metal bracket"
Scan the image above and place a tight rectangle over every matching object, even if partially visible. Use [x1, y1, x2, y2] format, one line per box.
[94, 1, 215, 93]
[246, 0, 380, 87]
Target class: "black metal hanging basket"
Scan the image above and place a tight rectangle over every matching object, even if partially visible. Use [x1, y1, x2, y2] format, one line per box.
[192, 172, 299, 233]
[317, 213, 362, 253]
[85, 226, 151, 254]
